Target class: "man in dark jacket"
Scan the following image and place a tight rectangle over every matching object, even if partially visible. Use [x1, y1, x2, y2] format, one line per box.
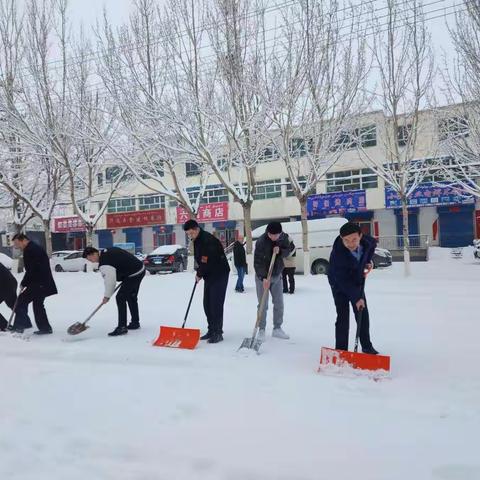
[183, 220, 230, 344]
[83, 246, 145, 336]
[327, 222, 378, 354]
[11, 234, 57, 334]
[0, 262, 18, 331]
[233, 234, 247, 293]
[254, 222, 294, 342]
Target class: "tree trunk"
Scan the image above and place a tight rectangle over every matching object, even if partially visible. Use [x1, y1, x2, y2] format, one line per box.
[300, 197, 310, 276]
[86, 225, 94, 247]
[243, 202, 253, 254]
[43, 219, 53, 258]
[401, 197, 411, 277]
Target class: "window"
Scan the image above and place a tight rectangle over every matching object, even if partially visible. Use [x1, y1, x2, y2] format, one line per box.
[326, 168, 378, 193]
[187, 185, 228, 205]
[286, 176, 308, 197]
[186, 162, 200, 177]
[138, 195, 165, 210]
[97, 173, 104, 187]
[107, 197, 136, 213]
[331, 125, 377, 151]
[397, 124, 412, 147]
[253, 179, 282, 200]
[439, 116, 469, 141]
[289, 138, 311, 157]
[258, 145, 278, 163]
[105, 166, 122, 184]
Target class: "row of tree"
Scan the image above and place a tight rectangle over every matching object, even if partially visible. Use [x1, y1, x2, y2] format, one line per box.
[0, 0, 479, 276]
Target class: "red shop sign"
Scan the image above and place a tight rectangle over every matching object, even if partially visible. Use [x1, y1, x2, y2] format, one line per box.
[176, 202, 229, 224]
[106, 209, 166, 228]
[53, 216, 87, 233]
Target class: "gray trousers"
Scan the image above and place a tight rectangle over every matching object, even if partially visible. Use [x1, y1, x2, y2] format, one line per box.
[255, 274, 284, 330]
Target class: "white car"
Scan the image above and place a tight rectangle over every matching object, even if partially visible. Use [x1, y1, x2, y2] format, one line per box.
[51, 250, 88, 272]
[0, 252, 13, 269]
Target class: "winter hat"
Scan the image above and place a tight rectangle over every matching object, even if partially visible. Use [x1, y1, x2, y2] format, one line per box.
[266, 222, 283, 235]
[183, 219, 200, 231]
[339, 222, 362, 237]
[83, 246, 99, 258]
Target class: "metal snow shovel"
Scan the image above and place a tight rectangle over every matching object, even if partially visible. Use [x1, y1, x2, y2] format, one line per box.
[238, 251, 277, 353]
[153, 280, 200, 349]
[67, 284, 122, 335]
[6, 287, 26, 330]
[319, 283, 390, 373]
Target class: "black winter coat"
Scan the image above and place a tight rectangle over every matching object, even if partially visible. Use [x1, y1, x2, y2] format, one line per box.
[327, 234, 376, 303]
[193, 229, 230, 280]
[254, 232, 294, 280]
[233, 241, 247, 268]
[0, 262, 17, 300]
[21, 241, 58, 297]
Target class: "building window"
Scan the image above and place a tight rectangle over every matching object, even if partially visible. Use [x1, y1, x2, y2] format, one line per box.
[258, 145, 278, 162]
[186, 162, 200, 177]
[289, 138, 311, 157]
[326, 168, 378, 193]
[107, 197, 136, 213]
[138, 195, 165, 210]
[397, 124, 412, 147]
[439, 116, 469, 141]
[332, 125, 377, 151]
[187, 185, 228, 205]
[97, 173, 104, 187]
[253, 179, 283, 200]
[105, 166, 122, 184]
[286, 176, 308, 197]
[358, 125, 377, 147]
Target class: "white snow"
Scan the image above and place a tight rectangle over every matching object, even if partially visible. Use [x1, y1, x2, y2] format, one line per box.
[0, 252, 13, 269]
[1, 247, 479, 480]
[149, 244, 184, 255]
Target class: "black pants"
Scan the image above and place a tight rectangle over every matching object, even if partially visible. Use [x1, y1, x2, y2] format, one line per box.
[14, 288, 50, 331]
[282, 267, 295, 293]
[203, 272, 229, 335]
[0, 292, 17, 330]
[116, 271, 145, 328]
[333, 290, 372, 351]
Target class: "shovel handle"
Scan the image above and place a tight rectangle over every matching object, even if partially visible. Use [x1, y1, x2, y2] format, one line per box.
[7, 287, 27, 329]
[82, 283, 122, 327]
[181, 281, 198, 329]
[354, 282, 366, 353]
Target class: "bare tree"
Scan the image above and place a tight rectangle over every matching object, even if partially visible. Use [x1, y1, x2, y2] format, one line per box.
[357, 0, 436, 276]
[265, 0, 369, 274]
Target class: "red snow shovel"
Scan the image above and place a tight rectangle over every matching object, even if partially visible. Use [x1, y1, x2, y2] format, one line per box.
[319, 284, 390, 373]
[153, 281, 200, 349]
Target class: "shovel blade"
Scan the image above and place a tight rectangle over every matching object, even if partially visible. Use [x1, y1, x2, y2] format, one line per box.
[319, 347, 390, 372]
[238, 337, 262, 353]
[67, 322, 89, 336]
[153, 326, 200, 350]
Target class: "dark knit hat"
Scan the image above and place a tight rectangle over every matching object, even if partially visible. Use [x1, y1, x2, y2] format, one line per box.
[83, 246, 99, 258]
[339, 222, 362, 237]
[183, 219, 199, 231]
[266, 222, 283, 235]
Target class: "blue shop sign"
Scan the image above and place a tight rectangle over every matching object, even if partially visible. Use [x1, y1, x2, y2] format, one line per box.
[307, 190, 367, 216]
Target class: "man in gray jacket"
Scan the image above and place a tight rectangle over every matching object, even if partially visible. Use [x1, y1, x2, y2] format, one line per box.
[254, 222, 294, 341]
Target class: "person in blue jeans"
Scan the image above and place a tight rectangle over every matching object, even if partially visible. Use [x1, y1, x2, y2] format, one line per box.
[233, 235, 247, 292]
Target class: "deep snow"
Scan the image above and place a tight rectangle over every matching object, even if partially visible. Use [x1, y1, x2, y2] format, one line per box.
[1, 247, 479, 480]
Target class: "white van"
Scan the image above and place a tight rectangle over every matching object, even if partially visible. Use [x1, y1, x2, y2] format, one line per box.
[251, 217, 348, 275]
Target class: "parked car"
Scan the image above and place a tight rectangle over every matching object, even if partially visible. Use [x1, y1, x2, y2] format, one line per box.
[51, 250, 88, 272]
[0, 252, 13, 269]
[144, 245, 188, 274]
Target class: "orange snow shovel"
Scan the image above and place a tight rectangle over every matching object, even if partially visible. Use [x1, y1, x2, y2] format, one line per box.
[153, 280, 200, 349]
[319, 283, 390, 373]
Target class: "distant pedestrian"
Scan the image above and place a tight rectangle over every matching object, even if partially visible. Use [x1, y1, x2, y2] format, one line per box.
[282, 234, 296, 294]
[233, 235, 247, 293]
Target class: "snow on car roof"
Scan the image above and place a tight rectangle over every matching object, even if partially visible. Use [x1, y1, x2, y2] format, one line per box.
[150, 244, 184, 255]
[0, 252, 13, 268]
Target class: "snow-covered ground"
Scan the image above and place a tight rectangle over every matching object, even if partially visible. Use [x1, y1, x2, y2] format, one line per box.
[1, 247, 479, 480]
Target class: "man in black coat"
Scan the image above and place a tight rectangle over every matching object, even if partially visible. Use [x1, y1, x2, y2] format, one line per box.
[83, 246, 145, 336]
[183, 220, 230, 344]
[327, 222, 379, 354]
[0, 262, 18, 331]
[12, 234, 57, 334]
[233, 234, 247, 293]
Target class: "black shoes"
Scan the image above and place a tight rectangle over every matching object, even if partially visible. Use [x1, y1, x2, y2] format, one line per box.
[127, 323, 141, 330]
[200, 331, 212, 340]
[108, 326, 128, 336]
[33, 328, 53, 335]
[208, 333, 223, 344]
[362, 346, 379, 355]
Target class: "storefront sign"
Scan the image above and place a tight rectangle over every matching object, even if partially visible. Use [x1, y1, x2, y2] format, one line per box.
[385, 184, 474, 209]
[53, 216, 87, 233]
[106, 209, 166, 228]
[176, 202, 229, 224]
[307, 190, 367, 216]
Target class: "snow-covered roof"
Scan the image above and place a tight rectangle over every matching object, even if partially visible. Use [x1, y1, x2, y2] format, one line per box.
[149, 244, 184, 255]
